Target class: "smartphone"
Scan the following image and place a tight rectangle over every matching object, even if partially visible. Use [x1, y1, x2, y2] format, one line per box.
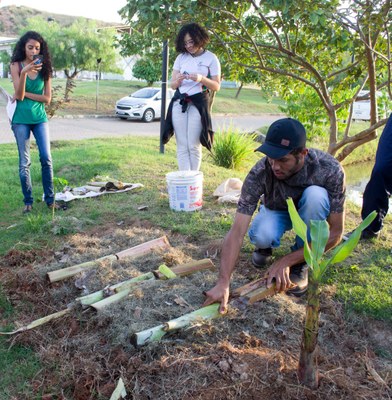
[33, 55, 43, 64]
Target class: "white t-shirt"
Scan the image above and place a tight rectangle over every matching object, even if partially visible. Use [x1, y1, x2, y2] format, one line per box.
[173, 50, 221, 96]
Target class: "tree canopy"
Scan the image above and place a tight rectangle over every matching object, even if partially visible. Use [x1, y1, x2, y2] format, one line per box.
[24, 17, 121, 100]
[118, 0, 392, 161]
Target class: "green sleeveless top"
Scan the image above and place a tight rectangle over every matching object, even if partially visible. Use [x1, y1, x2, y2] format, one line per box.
[12, 69, 48, 124]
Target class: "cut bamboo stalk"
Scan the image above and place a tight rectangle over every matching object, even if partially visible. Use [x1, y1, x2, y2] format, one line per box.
[91, 260, 214, 310]
[0, 308, 71, 335]
[242, 284, 277, 304]
[164, 303, 220, 331]
[76, 272, 155, 306]
[231, 277, 266, 298]
[48, 255, 117, 283]
[115, 236, 170, 260]
[157, 264, 177, 279]
[154, 259, 215, 279]
[47, 236, 169, 283]
[111, 272, 155, 292]
[109, 377, 127, 400]
[91, 290, 131, 311]
[76, 290, 106, 306]
[131, 303, 221, 347]
[130, 324, 167, 347]
[79, 259, 214, 311]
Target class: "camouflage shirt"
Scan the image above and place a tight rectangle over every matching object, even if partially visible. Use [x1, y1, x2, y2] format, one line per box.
[237, 148, 345, 216]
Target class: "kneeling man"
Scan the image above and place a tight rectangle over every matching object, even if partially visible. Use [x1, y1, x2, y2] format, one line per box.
[204, 118, 345, 312]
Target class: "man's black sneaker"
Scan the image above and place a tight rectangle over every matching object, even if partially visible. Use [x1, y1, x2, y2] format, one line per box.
[287, 263, 308, 297]
[343, 229, 380, 241]
[252, 248, 272, 268]
[360, 229, 380, 240]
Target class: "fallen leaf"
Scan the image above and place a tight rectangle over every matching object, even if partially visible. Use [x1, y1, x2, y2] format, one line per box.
[133, 307, 142, 319]
[174, 295, 190, 307]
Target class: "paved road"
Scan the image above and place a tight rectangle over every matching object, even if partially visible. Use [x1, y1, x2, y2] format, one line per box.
[0, 96, 283, 144]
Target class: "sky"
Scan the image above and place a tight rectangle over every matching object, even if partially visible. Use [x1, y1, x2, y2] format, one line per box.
[0, 0, 126, 23]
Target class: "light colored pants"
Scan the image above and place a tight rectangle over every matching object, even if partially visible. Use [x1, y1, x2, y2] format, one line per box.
[172, 100, 202, 171]
[248, 186, 331, 250]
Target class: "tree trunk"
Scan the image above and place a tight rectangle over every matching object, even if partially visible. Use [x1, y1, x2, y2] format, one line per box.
[64, 77, 76, 102]
[298, 279, 320, 389]
[235, 82, 243, 99]
[208, 90, 216, 113]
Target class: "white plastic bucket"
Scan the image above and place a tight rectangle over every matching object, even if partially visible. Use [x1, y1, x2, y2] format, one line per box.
[166, 171, 203, 212]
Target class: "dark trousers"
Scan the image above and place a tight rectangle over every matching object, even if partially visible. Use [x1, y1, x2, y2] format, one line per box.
[361, 114, 392, 233]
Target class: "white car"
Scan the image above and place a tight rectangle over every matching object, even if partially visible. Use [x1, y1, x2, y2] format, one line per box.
[115, 87, 175, 122]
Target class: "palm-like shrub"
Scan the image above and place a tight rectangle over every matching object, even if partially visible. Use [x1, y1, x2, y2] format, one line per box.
[287, 198, 376, 389]
[211, 125, 258, 170]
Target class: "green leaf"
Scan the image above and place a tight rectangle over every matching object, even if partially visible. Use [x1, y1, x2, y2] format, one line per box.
[310, 13, 319, 25]
[309, 219, 329, 263]
[327, 211, 377, 265]
[287, 198, 308, 242]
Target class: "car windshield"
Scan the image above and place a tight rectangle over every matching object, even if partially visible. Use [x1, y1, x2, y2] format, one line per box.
[130, 88, 160, 99]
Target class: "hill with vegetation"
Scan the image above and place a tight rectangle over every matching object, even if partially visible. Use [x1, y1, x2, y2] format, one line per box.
[0, 5, 116, 37]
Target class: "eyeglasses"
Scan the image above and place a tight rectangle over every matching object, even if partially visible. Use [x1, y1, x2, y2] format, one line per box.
[184, 39, 194, 47]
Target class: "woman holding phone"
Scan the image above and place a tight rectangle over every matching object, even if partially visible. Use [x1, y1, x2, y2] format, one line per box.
[164, 23, 221, 171]
[10, 31, 57, 213]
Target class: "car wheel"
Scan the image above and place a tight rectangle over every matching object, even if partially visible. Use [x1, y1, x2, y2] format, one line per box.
[142, 108, 155, 123]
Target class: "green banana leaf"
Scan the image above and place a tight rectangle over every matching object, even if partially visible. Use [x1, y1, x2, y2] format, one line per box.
[287, 198, 314, 268]
[310, 219, 329, 264]
[323, 211, 377, 268]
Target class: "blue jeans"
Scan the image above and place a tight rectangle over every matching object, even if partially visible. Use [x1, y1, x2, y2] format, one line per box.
[12, 122, 54, 206]
[248, 186, 330, 250]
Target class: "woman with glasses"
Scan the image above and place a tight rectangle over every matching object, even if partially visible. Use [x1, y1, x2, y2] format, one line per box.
[164, 23, 221, 171]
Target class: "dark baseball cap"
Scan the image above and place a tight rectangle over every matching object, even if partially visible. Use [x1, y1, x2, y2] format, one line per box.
[255, 118, 306, 159]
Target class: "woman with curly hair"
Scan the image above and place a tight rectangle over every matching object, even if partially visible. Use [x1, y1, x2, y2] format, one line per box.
[10, 30, 57, 214]
[164, 23, 221, 171]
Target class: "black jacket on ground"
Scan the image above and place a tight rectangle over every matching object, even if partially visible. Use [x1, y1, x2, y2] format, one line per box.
[162, 89, 214, 151]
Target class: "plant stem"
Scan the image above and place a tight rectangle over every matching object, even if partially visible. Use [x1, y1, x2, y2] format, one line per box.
[298, 279, 320, 389]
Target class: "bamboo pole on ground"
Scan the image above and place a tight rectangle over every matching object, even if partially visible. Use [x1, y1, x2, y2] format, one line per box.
[76, 272, 155, 306]
[231, 277, 277, 305]
[0, 308, 71, 335]
[130, 303, 220, 347]
[153, 259, 214, 279]
[47, 236, 170, 283]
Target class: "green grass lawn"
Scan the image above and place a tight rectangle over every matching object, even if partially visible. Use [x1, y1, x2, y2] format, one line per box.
[0, 136, 390, 321]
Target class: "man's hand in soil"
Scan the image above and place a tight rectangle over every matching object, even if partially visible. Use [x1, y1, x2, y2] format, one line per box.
[203, 282, 229, 314]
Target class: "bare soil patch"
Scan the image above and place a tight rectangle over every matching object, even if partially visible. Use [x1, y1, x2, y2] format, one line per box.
[1, 220, 391, 399]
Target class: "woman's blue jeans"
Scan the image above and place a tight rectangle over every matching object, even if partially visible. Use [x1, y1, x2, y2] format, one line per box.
[12, 122, 54, 206]
[248, 186, 331, 250]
